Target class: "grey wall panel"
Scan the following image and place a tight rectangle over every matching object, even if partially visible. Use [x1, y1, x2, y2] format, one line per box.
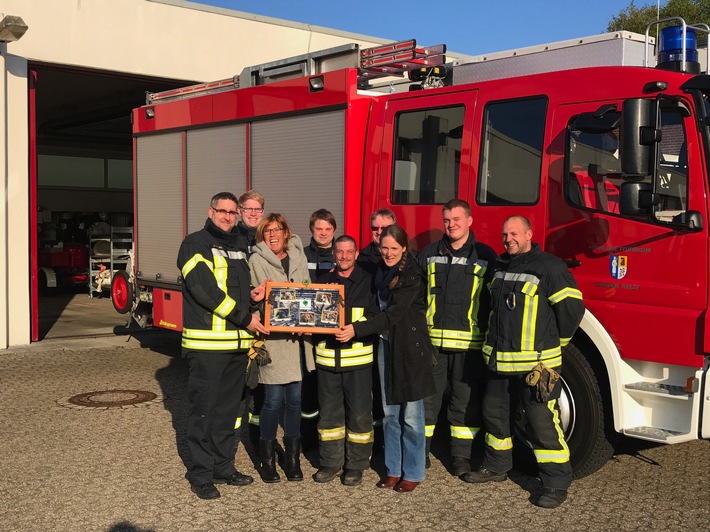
[251, 111, 344, 241]
[186, 125, 247, 234]
[135, 133, 183, 284]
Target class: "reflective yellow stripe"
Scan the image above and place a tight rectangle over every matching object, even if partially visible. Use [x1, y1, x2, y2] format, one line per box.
[489, 346, 562, 373]
[425, 425, 435, 438]
[429, 328, 483, 350]
[314, 307, 372, 367]
[183, 328, 254, 340]
[214, 294, 236, 319]
[426, 260, 437, 328]
[485, 432, 513, 451]
[181, 338, 252, 351]
[521, 293, 538, 352]
[315, 353, 374, 367]
[181, 254, 213, 278]
[467, 263, 482, 339]
[248, 413, 259, 426]
[549, 287, 583, 304]
[234, 416, 242, 429]
[346, 429, 374, 444]
[534, 398, 570, 464]
[318, 426, 346, 441]
[451, 425, 479, 440]
[212, 250, 229, 331]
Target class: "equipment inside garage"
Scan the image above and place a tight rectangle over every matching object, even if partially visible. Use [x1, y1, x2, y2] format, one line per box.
[32, 65, 190, 340]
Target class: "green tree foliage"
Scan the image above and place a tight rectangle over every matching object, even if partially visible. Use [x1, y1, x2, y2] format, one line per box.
[608, 0, 710, 34]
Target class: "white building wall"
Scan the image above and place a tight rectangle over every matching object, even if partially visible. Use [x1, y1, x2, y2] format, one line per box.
[0, 0, 401, 349]
[4, 0, 392, 80]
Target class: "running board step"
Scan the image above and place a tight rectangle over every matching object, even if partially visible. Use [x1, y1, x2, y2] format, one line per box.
[624, 382, 691, 400]
[622, 426, 690, 442]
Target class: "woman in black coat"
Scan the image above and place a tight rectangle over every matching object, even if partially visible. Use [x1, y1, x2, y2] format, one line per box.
[336, 225, 435, 492]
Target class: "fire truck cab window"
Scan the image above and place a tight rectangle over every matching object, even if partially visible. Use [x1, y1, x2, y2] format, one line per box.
[567, 108, 688, 221]
[391, 106, 464, 204]
[477, 97, 546, 205]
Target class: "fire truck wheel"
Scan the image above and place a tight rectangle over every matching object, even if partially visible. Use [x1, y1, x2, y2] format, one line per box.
[513, 343, 615, 479]
[111, 270, 133, 314]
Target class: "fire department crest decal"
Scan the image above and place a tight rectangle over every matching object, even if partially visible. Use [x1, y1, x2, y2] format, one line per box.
[610, 255, 627, 280]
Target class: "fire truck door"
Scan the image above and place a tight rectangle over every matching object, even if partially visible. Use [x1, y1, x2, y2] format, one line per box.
[375, 91, 476, 251]
[546, 101, 707, 367]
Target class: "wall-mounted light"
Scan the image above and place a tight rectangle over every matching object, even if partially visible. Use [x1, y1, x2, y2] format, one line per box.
[309, 76, 324, 92]
[0, 14, 28, 43]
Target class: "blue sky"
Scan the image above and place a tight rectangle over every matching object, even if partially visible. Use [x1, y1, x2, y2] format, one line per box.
[191, 1, 659, 55]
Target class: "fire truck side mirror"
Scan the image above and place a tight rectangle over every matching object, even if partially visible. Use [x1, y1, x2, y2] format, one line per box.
[620, 182, 653, 216]
[621, 98, 657, 179]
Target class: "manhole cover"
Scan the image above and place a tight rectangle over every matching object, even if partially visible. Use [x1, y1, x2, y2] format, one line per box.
[58, 389, 160, 409]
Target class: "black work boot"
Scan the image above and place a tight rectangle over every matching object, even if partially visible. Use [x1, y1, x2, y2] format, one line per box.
[533, 488, 568, 509]
[451, 456, 471, 477]
[461, 467, 507, 484]
[283, 437, 304, 481]
[259, 439, 280, 483]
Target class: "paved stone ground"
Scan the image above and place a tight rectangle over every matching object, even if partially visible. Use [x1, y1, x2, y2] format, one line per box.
[1, 335, 709, 531]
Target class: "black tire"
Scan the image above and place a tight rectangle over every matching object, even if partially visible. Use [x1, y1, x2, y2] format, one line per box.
[514, 343, 615, 479]
[111, 270, 133, 314]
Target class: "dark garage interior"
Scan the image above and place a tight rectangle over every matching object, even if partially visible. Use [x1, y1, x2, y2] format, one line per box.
[33, 65, 191, 340]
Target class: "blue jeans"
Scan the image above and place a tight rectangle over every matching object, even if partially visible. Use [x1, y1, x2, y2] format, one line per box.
[378, 339, 426, 482]
[260, 381, 302, 441]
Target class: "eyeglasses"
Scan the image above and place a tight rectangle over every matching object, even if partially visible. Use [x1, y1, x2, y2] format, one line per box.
[240, 207, 264, 214]
[263, 227, 284, 235]
[371, 225, 390, 232]
[212, 208, 238, 217]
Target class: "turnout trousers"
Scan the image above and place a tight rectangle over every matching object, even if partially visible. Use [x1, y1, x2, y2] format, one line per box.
[481, 371, 572, 490]
[185, 351, 247, 485]
[424, 350, 486, 458]
[316, 366, 374, 470]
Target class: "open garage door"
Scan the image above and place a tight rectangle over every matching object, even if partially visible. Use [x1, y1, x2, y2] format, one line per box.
[30, 65, 192, 341]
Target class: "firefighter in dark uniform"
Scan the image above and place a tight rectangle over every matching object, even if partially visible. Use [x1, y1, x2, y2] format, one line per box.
[301, 209, 338, 449]
[313, 235, 379, 486]
[463, 215, 584, 509]
[418, 199, 496, 476]
[305, 209, 337, 281]
[178, 191, 269, 500]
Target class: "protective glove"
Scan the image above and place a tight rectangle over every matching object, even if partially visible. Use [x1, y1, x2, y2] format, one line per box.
[248, 336, 271, 366]
[525, 361, 560, 403]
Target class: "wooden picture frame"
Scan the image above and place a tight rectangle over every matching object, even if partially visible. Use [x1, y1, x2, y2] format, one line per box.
[264, 281, 345, 334]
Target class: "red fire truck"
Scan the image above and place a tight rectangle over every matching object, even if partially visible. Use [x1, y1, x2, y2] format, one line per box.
[118, 18, 710, 477]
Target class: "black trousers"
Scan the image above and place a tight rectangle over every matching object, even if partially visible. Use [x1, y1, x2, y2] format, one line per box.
[317, 366, 374, 470]
[423, 350, 486, 458]
[185, 351, 247, 485]
[481, 371, 572, 490]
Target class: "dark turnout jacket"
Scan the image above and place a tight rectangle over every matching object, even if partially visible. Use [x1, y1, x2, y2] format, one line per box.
[417, 230, 496, 352]
[483, 243, 585, 374]
[352, 258, 436, 403]
[177, 218, 254, 354]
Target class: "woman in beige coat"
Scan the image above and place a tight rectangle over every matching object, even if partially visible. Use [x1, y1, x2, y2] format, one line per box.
[249, 213, 314, 483]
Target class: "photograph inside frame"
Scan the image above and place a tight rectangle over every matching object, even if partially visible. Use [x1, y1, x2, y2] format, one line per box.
[265, 282, 344, 333]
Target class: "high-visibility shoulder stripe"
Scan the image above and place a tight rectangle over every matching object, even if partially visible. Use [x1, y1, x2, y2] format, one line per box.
[212, 248, 247, 260]
[494, 271, 540, 285]
[181, 254, 213, 278]
[549, 287, 583, 304]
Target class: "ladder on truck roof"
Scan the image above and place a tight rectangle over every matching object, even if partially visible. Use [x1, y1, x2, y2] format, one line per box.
[146, 39, 446, 104]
